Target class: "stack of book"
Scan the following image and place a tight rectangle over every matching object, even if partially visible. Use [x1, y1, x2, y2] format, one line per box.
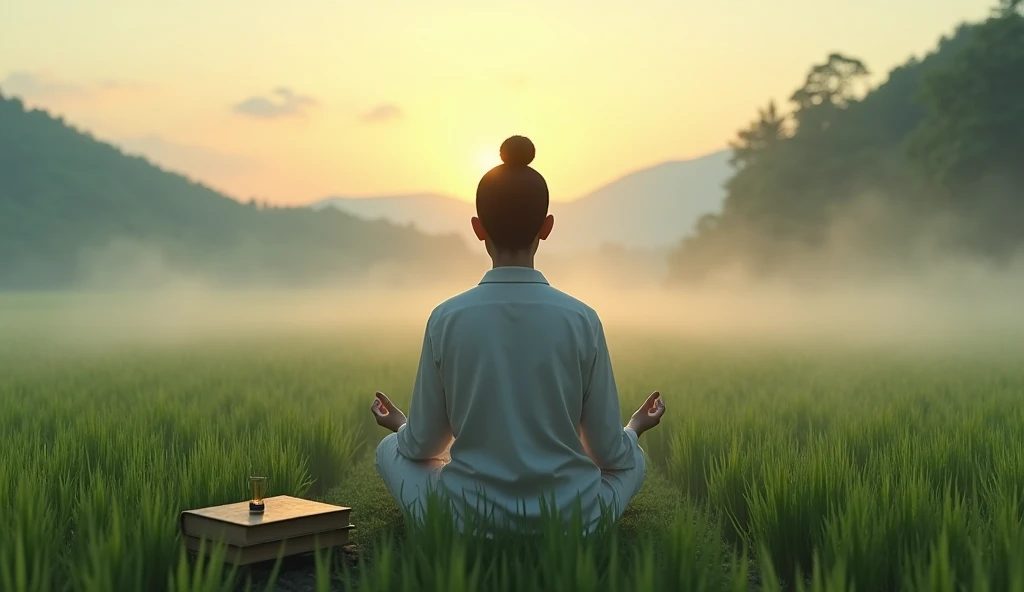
[180, 495, 353, 565]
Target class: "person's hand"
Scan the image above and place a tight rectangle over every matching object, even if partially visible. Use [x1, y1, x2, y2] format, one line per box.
[626, 391, 666, 439]
[371, 391, 408, 433]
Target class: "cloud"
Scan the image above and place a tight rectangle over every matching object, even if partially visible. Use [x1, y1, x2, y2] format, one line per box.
[1, 71, 150, 102]
[361, 102, 403, 123]
[117, 135, 263, 180]
[233, 87, 316, 119]
[2, 71, 88, 99]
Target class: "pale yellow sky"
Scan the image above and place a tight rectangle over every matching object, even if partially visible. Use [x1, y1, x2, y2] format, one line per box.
[1, 0, 994, 205]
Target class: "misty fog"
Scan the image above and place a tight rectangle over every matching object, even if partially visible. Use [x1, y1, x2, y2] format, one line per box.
[4, 232, 1024, 354]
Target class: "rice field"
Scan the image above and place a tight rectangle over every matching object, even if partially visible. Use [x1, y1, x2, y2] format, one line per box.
[2, 306, 1024, 591]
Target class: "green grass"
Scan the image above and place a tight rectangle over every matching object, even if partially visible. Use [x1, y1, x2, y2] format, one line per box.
[2, 324, 1024, 591]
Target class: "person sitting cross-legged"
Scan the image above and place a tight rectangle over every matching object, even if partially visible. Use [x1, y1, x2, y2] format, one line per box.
[372, 135, 666, 532]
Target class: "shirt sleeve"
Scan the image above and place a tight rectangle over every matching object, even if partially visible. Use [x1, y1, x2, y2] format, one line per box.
[579, 317, 637, 471]
[396, 319, 453, 461]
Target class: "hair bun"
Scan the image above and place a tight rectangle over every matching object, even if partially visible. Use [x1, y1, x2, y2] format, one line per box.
[499, 135, 535, 167]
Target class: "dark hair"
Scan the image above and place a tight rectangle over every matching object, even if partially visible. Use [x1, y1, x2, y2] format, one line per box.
[475, 136, 549, 251]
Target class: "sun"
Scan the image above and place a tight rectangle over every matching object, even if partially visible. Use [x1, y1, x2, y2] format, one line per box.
[453, 147, 503, 200]
[476, 149, 501, 175]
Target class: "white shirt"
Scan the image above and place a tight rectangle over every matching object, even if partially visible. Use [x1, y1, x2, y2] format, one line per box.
[396, 266, 637, 528]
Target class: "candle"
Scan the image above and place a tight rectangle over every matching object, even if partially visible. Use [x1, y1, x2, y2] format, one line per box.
[249, 476, 267, 513]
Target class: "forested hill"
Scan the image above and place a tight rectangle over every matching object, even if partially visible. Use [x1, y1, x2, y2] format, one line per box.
[669, 3, 1024, 282]
[0, 94, 471, 289]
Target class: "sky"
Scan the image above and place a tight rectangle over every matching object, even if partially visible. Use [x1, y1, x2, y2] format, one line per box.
[1, 0, 995, 205]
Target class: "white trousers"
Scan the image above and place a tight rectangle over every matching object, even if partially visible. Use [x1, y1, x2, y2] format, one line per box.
[374, 429, 647, 524]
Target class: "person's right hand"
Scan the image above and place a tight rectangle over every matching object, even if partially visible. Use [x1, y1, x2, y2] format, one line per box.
[626, 391, 666, 439]
[371, 391, 408, 433]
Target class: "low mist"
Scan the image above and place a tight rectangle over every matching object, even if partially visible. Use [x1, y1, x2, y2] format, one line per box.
[5, 230, 1024, 355]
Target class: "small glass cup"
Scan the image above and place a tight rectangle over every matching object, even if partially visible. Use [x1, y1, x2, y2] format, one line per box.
[249, 476, 267, 513]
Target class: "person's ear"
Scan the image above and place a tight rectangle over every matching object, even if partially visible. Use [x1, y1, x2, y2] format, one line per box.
[471, 217, 488, 241]
[538, 214, 555, 241]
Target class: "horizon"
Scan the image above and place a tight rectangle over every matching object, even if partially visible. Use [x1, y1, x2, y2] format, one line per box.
[314, 148, 731, 206]
[1, 0, 993, 206]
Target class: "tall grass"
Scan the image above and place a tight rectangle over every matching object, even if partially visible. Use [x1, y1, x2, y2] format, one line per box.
[659, 343, 1024, 591]
[0, 339, 365, 591]
[344, 495, 739, 592]
[1, 332, 1023, 590]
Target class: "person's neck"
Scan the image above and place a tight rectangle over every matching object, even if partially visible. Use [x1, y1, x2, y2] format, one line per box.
[490, 250, 535, 269]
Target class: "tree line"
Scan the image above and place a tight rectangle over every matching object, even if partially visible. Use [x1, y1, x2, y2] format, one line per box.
[669, 1, 1024, 283]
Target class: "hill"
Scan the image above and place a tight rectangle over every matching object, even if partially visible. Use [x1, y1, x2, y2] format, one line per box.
[0, 93, 472, 290]
[670, 7, 1024, 282]
[552, 151, 730, 251]
[311, 193, 476, 244]
[311, 150, 731, 253]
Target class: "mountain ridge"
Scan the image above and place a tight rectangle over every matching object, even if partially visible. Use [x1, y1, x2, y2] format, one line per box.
[313, 149, 733, 252]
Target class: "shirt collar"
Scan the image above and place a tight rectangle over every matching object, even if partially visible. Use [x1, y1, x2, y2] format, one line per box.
[479, 266, 550, 285]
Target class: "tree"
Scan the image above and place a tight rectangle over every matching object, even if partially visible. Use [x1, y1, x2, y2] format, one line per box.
[790, 53, 870, 133]
[728, 101, 789, 170]
[908, 9, 1024, 189]
[994, 0, 1022, 17]
[790, 53, 871, 110]
[906, 6, 1024, 256]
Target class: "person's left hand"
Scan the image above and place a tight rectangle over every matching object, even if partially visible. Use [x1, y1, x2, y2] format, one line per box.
[371, 391, 408, 433]
[626, 391, 666, 439]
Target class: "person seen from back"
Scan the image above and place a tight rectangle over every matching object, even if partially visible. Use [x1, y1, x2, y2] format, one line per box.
[371, 135, 666, 532]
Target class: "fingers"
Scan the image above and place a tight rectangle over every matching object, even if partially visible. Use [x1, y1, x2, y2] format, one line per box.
[375, 391, 395, 411]
[648, 392, 666, 418]
[371, 392, 392, 417]
[642, 391, 660, 411]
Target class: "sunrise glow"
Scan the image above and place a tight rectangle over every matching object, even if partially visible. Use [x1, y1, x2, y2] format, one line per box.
[1, 0, 996, 205]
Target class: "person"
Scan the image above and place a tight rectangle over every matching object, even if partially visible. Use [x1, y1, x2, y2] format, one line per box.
[371, 135, 666, 533]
